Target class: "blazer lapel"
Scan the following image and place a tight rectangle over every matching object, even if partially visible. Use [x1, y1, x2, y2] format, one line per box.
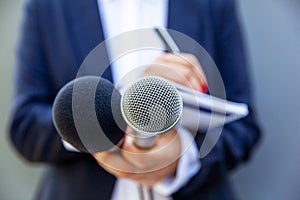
[168, 0, 204, 50]
[65, 0, 112, 81]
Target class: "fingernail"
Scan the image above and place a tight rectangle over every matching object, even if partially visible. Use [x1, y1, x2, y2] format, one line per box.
[201, 84, 208, 93]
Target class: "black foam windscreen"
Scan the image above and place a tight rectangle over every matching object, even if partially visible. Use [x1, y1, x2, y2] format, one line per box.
[52, 76, 126, 153]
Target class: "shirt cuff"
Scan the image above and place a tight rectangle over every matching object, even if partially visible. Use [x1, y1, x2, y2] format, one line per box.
[62, 140, 80, 152]
[153, 127, 201, 196]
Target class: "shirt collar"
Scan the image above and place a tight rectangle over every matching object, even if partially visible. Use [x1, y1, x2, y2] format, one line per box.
[100, 0, 161, 4]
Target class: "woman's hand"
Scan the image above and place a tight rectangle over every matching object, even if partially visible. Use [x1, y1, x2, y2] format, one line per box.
[93, 127, 181, 187]
[144, 53, 207, 92]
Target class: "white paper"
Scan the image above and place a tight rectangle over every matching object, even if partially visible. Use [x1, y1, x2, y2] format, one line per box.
[174, 82, 248, 131]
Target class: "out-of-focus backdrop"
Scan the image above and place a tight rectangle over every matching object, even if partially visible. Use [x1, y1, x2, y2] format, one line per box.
[0, 0, 299, 199]
[0, 1, 43, 200]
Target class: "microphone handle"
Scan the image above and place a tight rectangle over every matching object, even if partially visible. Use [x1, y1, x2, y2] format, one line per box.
[131, 26, 181, 200]
[134, 136, 156, 149]
[133, 135, 157, 200]
[139, 185, 154, 200]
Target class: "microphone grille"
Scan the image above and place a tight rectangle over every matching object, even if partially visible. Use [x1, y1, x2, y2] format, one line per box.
[121, 76, 182, 135]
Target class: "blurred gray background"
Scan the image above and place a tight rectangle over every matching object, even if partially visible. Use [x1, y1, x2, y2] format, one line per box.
[0, 0, 299, 199]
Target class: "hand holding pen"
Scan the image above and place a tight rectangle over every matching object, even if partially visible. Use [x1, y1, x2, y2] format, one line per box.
[143, 27, 208, 93]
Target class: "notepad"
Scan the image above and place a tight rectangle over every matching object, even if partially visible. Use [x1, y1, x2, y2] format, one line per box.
[173, 82, 249, 131]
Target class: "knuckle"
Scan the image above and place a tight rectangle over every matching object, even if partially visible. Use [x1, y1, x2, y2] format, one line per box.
[182, 69, 193, 79]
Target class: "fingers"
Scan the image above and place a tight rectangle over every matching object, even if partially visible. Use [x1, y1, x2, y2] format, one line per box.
[144, 53, 207, 92]
[136, 161, 178, 187]
[144, 64, 201, 92]
[93, 150, 138, 174]
[121, 129, 181, 170]
[159, 53, 207, 85]
[93, 150, 178, 187]
[93, 127, 181, 187]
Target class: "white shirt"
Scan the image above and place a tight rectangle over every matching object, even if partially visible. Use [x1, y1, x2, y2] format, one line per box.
[99, 0, 167, 85]
[97, 0, 201, 199]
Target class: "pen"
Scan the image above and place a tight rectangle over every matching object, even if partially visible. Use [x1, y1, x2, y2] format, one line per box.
[154, 26, 208, 93]
[154, 26, 180, 53]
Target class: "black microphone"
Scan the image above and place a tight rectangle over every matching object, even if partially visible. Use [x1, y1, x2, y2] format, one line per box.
[52, 76, 127, 153]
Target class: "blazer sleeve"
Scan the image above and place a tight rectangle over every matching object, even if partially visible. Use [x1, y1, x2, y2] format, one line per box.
[8, 0, 85, 164]
[173, 0, 261, 197]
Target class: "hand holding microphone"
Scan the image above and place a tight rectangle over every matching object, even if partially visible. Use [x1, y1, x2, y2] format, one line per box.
[106, 53, 207, 188]
[94, 76, 183, 186]
[95, 126, 181, 187]
[52, 75, 183, 186]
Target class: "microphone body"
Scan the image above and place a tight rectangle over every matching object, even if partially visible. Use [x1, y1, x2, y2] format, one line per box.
[52, 76, 126, 153]
[121, 76, 183, 149]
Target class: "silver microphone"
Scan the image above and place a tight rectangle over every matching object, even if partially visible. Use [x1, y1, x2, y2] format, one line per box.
[121, 76, 183, 148]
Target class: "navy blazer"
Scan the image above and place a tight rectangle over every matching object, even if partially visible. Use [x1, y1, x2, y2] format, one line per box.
[9, 0, 261, 199]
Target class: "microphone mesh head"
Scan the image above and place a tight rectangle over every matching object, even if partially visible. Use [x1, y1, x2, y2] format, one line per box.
[121, 76, 182, 136]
